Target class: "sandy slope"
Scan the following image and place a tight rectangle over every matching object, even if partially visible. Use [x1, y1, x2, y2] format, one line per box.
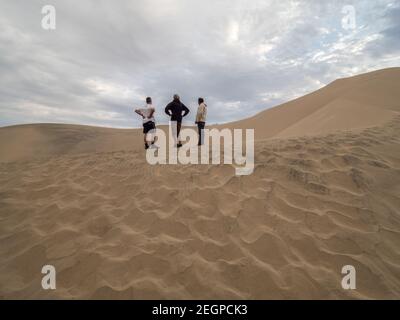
[0, 68, 400, 299]
[225, 67, 400, 139]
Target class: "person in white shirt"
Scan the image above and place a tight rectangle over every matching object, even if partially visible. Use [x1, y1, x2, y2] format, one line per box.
[195, 97, 207, 146]
[135, 97, 156, 149]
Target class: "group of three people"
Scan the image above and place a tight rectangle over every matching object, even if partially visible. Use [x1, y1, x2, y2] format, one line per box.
[135, 94, 207, 149]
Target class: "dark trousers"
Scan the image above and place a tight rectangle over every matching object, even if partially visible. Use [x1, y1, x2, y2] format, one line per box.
[176, 121, 182, 139]
[197, 122, 205, 145]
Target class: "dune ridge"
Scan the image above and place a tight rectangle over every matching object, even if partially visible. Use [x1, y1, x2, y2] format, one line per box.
[0, 68, 400, 299]
[225, 67, 400, 139]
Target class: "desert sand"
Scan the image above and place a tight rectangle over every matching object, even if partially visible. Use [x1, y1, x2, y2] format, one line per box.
[0, 67, 399, 299]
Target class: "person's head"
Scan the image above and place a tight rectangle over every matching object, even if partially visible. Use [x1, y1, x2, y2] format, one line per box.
[146, 97, 152, 104]
[173, 94, 180, 101]
[198, 97, 204, 105]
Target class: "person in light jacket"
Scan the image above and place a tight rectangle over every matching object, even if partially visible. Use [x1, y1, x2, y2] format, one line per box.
[195, 97, 207, 146]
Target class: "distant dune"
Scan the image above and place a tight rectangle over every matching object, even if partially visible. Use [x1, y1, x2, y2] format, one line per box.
[226, 67, 400, 139]
[0, 68, 400, 299]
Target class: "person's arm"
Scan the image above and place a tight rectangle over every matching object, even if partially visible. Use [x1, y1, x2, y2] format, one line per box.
[181, 103, 190, 117]
[202, 104, 207, 120]
[135, 108, 145, 118]
[200, 104, 206, 117]
[195, 106, 201, 123]
[165, 103, 172, 116]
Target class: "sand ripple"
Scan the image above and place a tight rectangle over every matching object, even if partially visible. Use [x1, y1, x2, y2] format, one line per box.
[1, 117, 400, 299]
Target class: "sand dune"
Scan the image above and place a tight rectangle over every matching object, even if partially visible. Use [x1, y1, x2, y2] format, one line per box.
[0, 124, 142, 163]
[0, 68, 400, 299]
[226, 67, 400, 139]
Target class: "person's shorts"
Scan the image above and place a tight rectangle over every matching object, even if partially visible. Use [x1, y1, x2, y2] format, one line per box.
[197, 121, 205, 129]
[143, 121, 156, 134]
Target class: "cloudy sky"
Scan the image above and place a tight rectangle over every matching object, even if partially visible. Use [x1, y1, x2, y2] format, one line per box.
[0, 0, 399, 128]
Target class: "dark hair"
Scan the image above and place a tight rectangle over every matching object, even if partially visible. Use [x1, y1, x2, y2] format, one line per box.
[198, 97, 204, 104]
[173, 94, 180, 101]
[146, 97, 152, 104]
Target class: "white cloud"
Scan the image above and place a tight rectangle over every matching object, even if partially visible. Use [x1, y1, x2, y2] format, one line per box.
[227, 20, 240, 44]
[85, 79, 143, 100]
[0, 0, 399, 128]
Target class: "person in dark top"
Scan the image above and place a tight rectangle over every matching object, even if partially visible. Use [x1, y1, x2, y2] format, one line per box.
[165, 94, 190, 148]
